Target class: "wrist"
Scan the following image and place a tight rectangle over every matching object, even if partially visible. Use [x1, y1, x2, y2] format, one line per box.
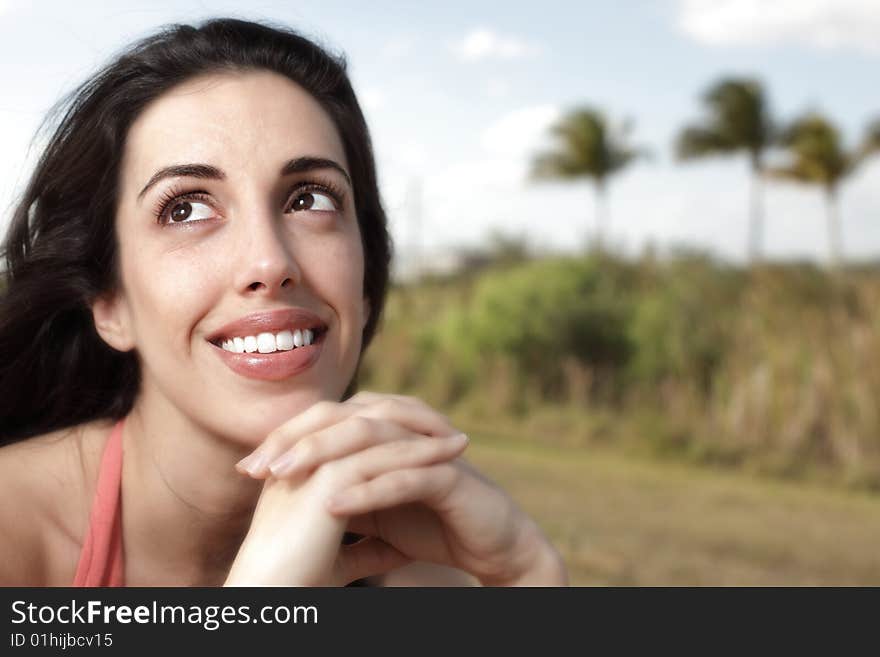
[478, 521, 569, 587]
[224, 533, 307, 587]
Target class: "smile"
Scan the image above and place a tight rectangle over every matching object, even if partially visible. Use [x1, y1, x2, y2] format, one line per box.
[208, 327, 326, 381]
[210, 326, 327, 353]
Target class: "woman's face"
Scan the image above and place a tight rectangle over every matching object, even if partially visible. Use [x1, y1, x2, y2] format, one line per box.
[94, 70, 369, 445]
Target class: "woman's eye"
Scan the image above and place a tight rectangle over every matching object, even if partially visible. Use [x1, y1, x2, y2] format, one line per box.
[289, 191, 337, 213]
[165, 200, 214, 224]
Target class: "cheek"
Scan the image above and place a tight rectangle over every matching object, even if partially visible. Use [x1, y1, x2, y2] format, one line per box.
[122, 242, 219, 349]
[302, 235, 365, 310]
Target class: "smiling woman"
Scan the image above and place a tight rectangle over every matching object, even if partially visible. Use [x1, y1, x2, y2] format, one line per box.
[0, 18, 567, 587]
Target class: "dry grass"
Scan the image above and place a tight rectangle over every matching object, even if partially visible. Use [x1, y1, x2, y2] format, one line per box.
[464, 431, 880, 586]
[363, 262, 880, 489]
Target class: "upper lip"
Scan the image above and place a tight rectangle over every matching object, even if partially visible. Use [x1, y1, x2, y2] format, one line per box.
[206, 308, 328, 344]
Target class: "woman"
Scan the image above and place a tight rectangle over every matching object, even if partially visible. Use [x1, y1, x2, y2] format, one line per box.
[0, 18, 567, 587]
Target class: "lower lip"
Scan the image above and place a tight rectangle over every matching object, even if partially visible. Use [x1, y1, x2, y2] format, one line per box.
[209, 332, 325, 381]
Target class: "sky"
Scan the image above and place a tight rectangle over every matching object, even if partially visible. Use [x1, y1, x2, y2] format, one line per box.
[1, 0, 879, 271]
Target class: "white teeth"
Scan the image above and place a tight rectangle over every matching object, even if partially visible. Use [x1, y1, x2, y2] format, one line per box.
[218, 328, 319, 353]
[257, 332, 276, 353]
[276, 330, 294, 351]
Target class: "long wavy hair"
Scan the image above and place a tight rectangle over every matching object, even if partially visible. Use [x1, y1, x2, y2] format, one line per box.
[0, 18, 392, 443]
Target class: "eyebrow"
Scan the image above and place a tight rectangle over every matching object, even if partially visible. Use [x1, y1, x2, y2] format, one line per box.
[136, 156, 352, 202]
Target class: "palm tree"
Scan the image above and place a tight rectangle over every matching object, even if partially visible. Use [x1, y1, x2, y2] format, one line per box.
[769, 113, 880, 269]
[675, 78, 773, 263]
[531, 108, 645, 246]
[859, 118, 880, 159]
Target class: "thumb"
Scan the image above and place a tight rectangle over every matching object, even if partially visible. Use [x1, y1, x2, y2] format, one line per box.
[337, 537, 412, 585]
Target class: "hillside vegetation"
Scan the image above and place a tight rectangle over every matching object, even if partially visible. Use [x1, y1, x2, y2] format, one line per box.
[360, 251, 880, 491]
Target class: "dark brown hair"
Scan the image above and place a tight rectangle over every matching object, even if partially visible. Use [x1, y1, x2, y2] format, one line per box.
[0, 18, 392, 443]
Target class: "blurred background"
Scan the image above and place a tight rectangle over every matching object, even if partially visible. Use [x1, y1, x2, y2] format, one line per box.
[2, 0, 879, 585]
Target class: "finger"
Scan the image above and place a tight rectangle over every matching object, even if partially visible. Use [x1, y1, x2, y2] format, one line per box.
[349, 395, 458, 439]
[348, 393, 456, 437]
[268, 416, 416, 478]
[337, 537, 413, 585]
[347, 391, 421, 406]
[239, 396, 460, 478]
[329, 433, 468, 490]
[325, 463, 461, 516]
[236, 400, 363, 476]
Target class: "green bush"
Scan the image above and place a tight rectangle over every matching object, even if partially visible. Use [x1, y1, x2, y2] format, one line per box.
[418, 257, 634, 401]
[628, 256, 743, 395]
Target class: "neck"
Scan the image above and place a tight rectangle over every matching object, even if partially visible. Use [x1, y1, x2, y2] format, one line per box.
[121, 392, 264, 586]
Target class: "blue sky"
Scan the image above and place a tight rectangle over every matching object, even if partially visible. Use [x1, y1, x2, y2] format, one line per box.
[1, 0, 879, 269]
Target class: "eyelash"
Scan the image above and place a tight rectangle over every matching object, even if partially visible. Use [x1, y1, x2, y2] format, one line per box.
[152, 177, 347, 226]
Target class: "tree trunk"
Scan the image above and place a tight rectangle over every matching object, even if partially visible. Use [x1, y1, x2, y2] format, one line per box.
[747, 164, 764, 265]
[593, 179, 608, 249]
[826, 187, 842, 270]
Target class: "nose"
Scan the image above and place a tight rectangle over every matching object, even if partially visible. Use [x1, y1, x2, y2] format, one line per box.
[234, 208, 301, 296]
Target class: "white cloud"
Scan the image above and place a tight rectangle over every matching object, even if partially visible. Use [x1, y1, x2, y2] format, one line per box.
[452, 28, 541, 61]
[480, 105, 560, 159]
[678, 0, 880, 54]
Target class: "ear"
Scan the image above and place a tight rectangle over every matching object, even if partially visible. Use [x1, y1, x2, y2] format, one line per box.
[91, 290, 136, 352]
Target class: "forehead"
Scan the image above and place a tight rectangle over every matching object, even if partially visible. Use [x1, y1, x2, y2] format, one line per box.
[120, 70, 348, 193]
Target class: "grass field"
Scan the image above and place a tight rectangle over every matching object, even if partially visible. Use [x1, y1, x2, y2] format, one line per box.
[464, 430, 880, 586]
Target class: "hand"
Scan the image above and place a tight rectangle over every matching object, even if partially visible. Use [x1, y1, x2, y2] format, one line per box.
[238, 392, 568, 586]
[226, 396, 469, 586]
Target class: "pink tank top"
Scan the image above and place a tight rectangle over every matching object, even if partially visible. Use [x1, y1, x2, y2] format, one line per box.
[72, 418, 125, 586]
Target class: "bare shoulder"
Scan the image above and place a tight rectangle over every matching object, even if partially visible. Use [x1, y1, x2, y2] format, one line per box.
[374, 561, 479, 587]
[0, 419, 114, 585]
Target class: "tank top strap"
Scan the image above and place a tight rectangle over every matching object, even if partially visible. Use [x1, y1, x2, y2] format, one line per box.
[72, 418, 125, 586]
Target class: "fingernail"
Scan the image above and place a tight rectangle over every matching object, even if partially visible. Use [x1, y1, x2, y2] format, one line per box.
[269, 452, 298, 477]
[236, 452, 259, 471]
[237, 451, 269, 476]
[449, 432, 469, 444]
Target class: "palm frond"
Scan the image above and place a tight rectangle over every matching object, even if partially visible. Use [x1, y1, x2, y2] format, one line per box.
[773, 113, 849, 189]
[530, 107, 646, 184]
[852, 117, 880, 169]
[675, 126, 735, 160]
[530, 152, 588, 181]
[676, 78, 772, 165]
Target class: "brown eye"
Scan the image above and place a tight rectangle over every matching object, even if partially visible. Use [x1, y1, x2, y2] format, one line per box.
[170, 201, 193, 222]
[159, 198, 214, 225]
[290, 191, 336, 213]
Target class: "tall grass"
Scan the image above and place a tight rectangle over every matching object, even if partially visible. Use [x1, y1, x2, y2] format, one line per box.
[359, 251, 880, 490]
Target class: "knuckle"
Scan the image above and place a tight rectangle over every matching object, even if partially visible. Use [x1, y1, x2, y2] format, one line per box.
[385, 439, 412, 457]
[311, 400, 338, 420]
[294, 437, 316, 460]
[393, 468, 421, 489]
[377, 398, 403, 413]
[314, 459, 344, 485]
[344, 414, 376, 436]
